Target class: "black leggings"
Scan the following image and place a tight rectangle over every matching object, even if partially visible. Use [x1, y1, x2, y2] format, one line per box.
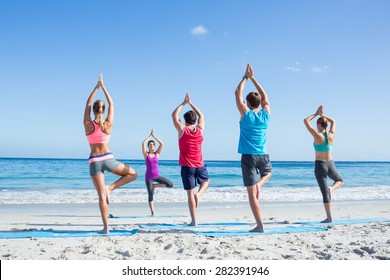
[314, 160, 343, 203]
[145, 176, 173, 201]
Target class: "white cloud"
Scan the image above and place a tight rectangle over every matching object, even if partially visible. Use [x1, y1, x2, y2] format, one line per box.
[284, 66, 302, 72]
[311, 66, 330, 73]
[191, 25, 208, 36]
[284, 63, 330, 74]
[284, 62, 302, 72]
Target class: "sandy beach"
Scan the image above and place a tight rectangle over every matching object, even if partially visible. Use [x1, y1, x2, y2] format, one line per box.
[0, 200, 389, 261]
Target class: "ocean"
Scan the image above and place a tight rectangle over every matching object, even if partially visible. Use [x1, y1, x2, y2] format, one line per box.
[0, 158, 389, 204]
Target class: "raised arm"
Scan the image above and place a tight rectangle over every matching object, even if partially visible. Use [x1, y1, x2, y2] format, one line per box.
[84, 77, 100, 126]
[247, 64, 270, 114]
[235, 65, 249, 119]
[99, 74, 114, 124]
[151, 129, 164, 155]
[322, 114, 336, 135]
[304, 105, 323, 142]
[187, 92, 205, 131]
[172, 93, 187, 136]
[142, 130, 153, 159]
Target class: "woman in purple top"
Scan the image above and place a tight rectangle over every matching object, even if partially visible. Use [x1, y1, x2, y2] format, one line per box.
[142, 129, 173, 215]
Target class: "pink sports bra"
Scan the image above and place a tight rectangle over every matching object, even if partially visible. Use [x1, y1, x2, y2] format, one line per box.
[86, 121, 110, 144]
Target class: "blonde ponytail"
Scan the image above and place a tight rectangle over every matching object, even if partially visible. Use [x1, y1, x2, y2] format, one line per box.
[92, 100, 105, 131]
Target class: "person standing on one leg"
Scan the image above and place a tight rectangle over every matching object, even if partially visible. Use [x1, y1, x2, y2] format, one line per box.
[172, 92, 210, 226]
[142, 129, 173, 216]
[84, 74, 138, 234]
[235, 64, 272, 232]
[304, 105, 343, 223]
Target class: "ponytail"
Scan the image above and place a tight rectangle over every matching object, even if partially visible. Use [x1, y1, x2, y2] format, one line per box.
[324, 130, 329, 147]
[92, 100, 105, 131]
[316, 117, 329, 146]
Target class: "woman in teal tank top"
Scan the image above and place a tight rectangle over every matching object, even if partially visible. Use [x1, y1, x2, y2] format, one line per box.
[304, 105, 343, 223]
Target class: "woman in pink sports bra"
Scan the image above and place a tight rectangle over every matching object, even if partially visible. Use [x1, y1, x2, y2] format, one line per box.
[142, 129, 173, 216]
[84, 74, 138, 234]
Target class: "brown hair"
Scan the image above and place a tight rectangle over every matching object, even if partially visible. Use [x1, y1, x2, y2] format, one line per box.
[316, 117, 329, 146]
[184, 110, 197, 125]
[92, 99, 105, 131]
[246, 92, 261, 108]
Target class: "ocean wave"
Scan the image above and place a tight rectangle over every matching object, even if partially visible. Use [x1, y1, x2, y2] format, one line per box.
[1, 185, 389, 204]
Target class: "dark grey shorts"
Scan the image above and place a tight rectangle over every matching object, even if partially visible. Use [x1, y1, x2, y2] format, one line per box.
[241, 154, 272, 186]
[89, 158, 121, 177]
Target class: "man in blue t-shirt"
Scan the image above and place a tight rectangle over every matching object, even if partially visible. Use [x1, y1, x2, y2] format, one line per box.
[235, 64, 272, 233]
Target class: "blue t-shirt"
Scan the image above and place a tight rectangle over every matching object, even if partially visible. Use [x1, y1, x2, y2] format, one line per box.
[238, 109, 269, 155]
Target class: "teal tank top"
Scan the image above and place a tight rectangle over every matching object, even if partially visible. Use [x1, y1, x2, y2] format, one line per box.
[238, 109, 269, 155]
[313, 133, 333, 152]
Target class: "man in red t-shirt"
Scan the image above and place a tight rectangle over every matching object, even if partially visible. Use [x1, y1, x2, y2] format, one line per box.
[172, 92, 210, 226]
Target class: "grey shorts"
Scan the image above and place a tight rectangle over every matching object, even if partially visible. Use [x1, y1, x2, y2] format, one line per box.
[89, 158, 121, 177]
[241, 154, 272, 186]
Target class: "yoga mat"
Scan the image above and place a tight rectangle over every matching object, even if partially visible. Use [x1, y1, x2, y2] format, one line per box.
[193, 226, 327, 237]
[0, 229, 139, 239]
[295, 218, 390, 226]
[108, 214, 187, 219]
[140, 222, 252, 230]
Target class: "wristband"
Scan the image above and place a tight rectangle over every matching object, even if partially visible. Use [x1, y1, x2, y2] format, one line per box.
[242, 76, 248, 81]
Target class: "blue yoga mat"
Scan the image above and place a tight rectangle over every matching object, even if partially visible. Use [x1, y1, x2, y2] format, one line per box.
[140, 222, 252, 230]
[193, 226, 327, 237]
[0, 229, 139, 239]
[108, 214, 187, 219]
[295, 218, 390, 226]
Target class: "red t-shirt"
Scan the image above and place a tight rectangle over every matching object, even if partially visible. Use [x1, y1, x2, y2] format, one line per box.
[178, 126, 204, 168]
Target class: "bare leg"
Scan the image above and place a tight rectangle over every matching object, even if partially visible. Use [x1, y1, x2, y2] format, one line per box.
[107, 163, 138, 193]
[255, 172, 272, 199]
[321, 203, 332, 223]
[92, 174, 110, 234]
[186, 189, 197, 226]
[246, 185, 264, 232]
[105, 185, 110, 204]
[194, 179, 210, 208]
[258, 172, 272, 187]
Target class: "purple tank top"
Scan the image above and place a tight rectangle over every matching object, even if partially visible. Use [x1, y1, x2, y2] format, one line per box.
[145, 153, 160, 180]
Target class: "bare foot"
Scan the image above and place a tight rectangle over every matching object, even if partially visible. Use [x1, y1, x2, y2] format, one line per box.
[194, 193, 199, 208]
[99, 228, 109, 234]
[256, 184, 260, 200]
[106, 186, 111, 205]
[328, 187, 333, 201]
[188, 221, 197, 226]
[321, 218, 332, 223]
[249, 225, 264, 233]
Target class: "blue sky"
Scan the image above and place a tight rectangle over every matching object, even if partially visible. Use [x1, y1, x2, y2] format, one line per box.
[1, 0, 389, 161]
